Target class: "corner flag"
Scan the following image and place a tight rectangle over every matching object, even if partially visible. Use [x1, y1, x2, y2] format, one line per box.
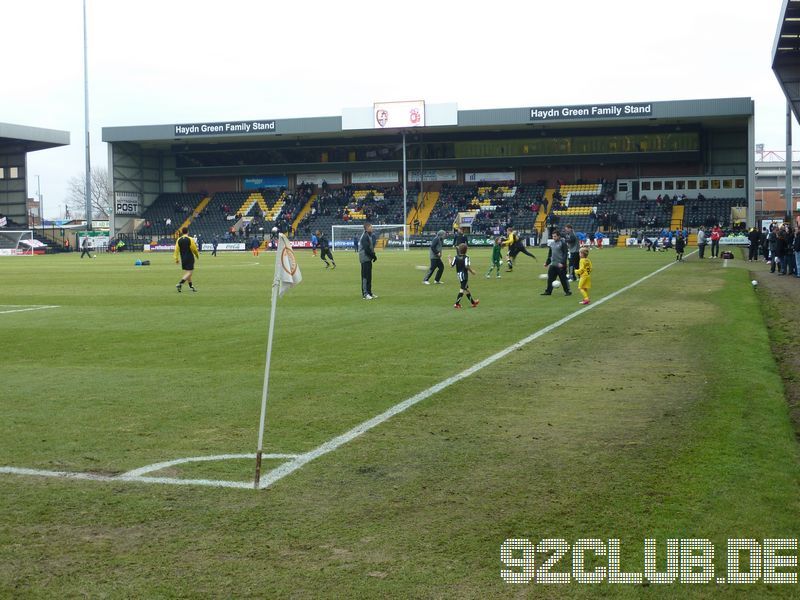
[275, 233, 302, 297]
[255, 233, 302, 488]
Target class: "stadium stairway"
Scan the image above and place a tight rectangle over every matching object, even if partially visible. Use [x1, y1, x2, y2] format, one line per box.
[410, 191, 437, 231]
[535, 189, 555, 237]
[291, 193, 318, 234]
[670, 204, 685, 231]
[177, 195, 212, 234]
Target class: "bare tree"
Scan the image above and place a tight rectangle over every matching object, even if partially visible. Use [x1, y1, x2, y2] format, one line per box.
[67, 167, 112, 219]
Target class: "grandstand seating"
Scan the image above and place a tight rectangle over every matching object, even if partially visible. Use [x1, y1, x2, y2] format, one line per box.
[138, 193, 204, 237]
[423, 183, 544, 234]
[683, 197, 745, 228]
[296, 185, 406, 237]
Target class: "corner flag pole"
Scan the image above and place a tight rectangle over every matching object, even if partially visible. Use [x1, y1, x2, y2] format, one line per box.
[254, 273, 280, 489]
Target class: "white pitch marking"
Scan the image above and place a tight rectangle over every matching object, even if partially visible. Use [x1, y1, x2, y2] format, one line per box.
[121, 452, 298, 477]
[0, 466, 252, 489]
[0, 305, 59, 315]
[723, 259, 729, 268]
[257, 255, 689, 489]
[0, 453, 300, 489]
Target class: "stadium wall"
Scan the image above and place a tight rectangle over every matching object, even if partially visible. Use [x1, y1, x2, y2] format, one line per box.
[0, 148, 27, 224]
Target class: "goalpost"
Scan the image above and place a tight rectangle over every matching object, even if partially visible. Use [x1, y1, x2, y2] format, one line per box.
[331, 223, 408, 251]
[0, 230, 35, 256]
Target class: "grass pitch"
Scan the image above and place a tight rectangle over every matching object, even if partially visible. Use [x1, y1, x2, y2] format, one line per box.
[1, 247, 799, 597]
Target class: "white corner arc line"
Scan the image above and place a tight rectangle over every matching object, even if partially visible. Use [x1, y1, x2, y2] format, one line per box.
[0, 466, 253, 489]
[121, 453, 298, 477]
[257, 255, 688, 489]
[0, 305, 59, 315]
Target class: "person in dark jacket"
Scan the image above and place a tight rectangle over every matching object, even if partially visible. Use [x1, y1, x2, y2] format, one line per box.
[359, 223, 377, 299]
[747, 227, 760, 261]
[423, 230, 446, 284]
[768, 226, 778, 273]
[775, 229, 789, 275]
[541, 229, 572, 296]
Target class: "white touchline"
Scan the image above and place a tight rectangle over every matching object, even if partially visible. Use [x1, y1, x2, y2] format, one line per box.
[256, 254, 690, 489]
[0, 305, 60, 315]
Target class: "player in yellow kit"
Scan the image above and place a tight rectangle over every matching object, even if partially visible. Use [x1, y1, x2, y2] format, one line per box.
[174, 227, 200, 292]
[575, 246, 592, 305]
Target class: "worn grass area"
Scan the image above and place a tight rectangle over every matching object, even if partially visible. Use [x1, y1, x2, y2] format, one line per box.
[1, 248, 799, 597]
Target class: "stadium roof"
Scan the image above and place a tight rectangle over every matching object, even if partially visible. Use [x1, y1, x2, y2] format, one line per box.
[102, 97, 753, 148]
[773, 0, 800, 122]
[0, 122, 70, 152]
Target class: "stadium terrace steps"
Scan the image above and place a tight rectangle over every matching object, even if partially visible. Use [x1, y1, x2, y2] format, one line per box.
[176, 196, 212, 234]
[535, 189, 554, 234]
[412, 191, 437, 230]
[291, 193, 317, 234]
[670, 205, 685, 230]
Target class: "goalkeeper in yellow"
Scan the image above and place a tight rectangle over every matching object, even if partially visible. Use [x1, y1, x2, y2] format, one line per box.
[575, 246, 592, 305]
[174, 227, 200, 292]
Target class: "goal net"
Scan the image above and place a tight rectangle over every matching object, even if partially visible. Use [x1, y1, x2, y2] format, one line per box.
[0, 230, 35, 256]
[331, 224, 408, 251]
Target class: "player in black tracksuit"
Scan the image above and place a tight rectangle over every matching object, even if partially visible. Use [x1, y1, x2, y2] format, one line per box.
[317, 231, 336, 268]
[450, 243, 479, 309]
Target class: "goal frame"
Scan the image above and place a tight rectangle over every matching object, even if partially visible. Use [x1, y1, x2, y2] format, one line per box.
[331, 223, 409, 251]
[0, 230, 35, 256]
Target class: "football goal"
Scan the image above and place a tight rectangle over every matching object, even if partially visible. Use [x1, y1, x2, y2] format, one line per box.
[0, 230, 35, 256]
[331, 224, 408, 251]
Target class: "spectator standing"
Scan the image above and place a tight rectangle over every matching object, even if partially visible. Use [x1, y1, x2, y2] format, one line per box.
[697, 227, 707, 259]
[747, 227, 760, 262]
[710, 224, 722, 258]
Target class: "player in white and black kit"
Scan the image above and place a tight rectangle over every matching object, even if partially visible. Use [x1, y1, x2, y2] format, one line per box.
[316, 230, 336, 269]
[449, 243, 479, 309]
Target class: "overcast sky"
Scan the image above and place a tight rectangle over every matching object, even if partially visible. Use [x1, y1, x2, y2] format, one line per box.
[1, 0, 793, 218]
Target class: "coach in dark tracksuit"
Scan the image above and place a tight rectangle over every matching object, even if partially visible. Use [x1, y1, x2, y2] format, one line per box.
[423, 230, 446, 284]
[359, 223, 377, 299]
[541, 229, 572, 296]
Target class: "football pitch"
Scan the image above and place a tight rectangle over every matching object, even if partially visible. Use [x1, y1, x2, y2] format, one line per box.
[2, 246, 800, 597]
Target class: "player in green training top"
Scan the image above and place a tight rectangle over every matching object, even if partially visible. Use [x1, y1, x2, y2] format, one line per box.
[485, 236, 503, 278]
